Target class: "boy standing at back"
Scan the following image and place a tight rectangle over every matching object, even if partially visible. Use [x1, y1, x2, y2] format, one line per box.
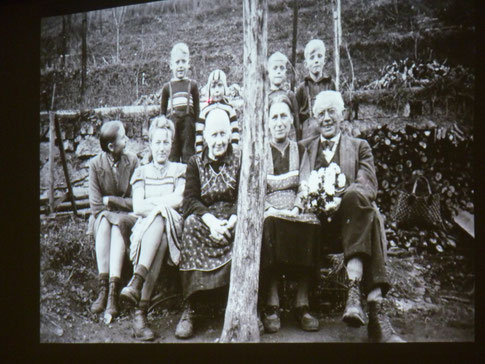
[268, 51, 301, 141]
[296, 39, 336, 140]
[161, 42, 200, 163]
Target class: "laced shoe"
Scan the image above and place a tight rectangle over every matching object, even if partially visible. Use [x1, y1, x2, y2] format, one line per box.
[133, 308, 155, 341]
[105, 279, 120, 317]
[368, 301, 406, 343]
[90, 279, 108, 314]
[120, 274, 144, 306]
[342, 280, 366, 327]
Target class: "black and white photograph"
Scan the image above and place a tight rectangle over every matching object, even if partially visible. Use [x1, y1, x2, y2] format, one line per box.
[36, 0, 475, 344]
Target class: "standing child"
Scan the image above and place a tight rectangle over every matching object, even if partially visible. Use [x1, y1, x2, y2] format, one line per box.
[268, 51, 301, 141]
[296, 39, 336, 140]
[160, 42, 200, 163]
[196, 69, 239, 155]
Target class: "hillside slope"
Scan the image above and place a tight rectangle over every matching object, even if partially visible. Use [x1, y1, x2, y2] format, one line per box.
[40, 0, 475, 110]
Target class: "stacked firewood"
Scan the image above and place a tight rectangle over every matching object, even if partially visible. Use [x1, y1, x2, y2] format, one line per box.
[361, 123, 473, 253]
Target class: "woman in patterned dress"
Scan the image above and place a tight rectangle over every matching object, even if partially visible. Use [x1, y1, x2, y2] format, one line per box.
[260, 95, 322, 333]
[88, 120, 139, 319]
[175, 108, 240, 339]
[120, 116, 186, 341]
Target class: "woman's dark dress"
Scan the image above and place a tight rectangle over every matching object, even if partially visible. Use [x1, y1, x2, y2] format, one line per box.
[261, 140, 321, 276]
[179, 145, 240, 299]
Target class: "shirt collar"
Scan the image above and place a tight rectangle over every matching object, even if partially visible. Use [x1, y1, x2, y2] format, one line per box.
[269, 84, 282, 92]
[106, 152, 123, 168]
[305, 73, 332, 84]
[320, 132, 341, 147]
[208, 98, 228, 106]
[270, 139, 290, 155]
[170, 77, 188, 82]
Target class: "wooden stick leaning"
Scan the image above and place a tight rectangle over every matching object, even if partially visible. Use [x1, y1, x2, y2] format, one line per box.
[48, 84, 56, 214]
[54, 115, 78, 216]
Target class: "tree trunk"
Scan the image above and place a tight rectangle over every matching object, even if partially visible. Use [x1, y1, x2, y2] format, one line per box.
[116, 27, 120, 63]
[291, 0, 298, 69]
[81, 12, 87, 105]
[332, 0, 340, 91]
[219, 0, 268, 343]
[48, 111, 56, 213]
[61, 16, 67, 68]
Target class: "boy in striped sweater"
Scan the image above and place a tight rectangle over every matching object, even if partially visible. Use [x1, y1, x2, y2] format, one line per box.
[160, 42, 200, 163]
[196, 69, 239, 155]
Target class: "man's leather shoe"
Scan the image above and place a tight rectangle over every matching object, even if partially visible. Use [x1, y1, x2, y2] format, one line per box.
[343, 280, 366, 327]
[262, 306, 280, 333]
[133, 308, 155, 341]
[294, 306, 319, 332]
[175, 304, 195, 339]
[368, 301, 405, 343]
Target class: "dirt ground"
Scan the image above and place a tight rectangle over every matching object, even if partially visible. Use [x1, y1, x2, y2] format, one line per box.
[40, 300, 474, 344]
[39, 216, 474, 344]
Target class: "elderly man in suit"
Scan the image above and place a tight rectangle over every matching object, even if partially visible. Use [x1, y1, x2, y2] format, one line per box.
[299, 90, 404, 343]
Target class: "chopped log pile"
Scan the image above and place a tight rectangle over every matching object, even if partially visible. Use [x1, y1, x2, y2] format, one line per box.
[342, 120, 473, 254]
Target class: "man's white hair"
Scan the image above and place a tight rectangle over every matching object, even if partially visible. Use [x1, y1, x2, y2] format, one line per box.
[313, 90, 345, 115]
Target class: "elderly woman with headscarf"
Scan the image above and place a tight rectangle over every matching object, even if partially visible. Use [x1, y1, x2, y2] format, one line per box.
[175, 108, 241, 339]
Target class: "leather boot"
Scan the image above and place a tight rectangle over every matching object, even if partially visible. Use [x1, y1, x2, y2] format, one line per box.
[368, 300, 405, 343]
[90, 276, 109, 314]
[133, 302, 155, 341]
[175, 301, 195, 339]
[342, 280, 366, 327]
[105, 277, 121, 318]
[120, 274, 144, 306]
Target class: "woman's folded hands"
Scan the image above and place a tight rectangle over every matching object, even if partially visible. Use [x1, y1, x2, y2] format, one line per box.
[202, 213, 237, 245]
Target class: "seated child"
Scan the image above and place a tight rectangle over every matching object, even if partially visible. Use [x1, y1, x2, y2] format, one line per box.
[268, 51, 301, 141]
[196, 69, 239, 155]
[296, 39, 336, 140]
[160, 42, 200, 163]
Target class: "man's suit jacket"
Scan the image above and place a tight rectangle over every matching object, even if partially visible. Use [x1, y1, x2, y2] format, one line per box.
[299, 133, 387, 261]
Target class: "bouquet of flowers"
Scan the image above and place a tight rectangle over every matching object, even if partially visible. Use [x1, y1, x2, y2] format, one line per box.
[300, 162, 347, 222]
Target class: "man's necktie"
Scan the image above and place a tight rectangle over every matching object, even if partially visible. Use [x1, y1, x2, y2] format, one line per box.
[322, 140, 335, 151]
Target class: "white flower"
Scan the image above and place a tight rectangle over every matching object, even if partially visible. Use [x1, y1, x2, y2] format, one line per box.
[308, 171, 320, 193]
[324, 179, 335, 196]
[337, 173, 346, 188]
[324, 167, 336, 186]
[317, 167, 326, 178]
[325, 200, 338, 211]
[311, 199, 318, 207]
[334, 196, 342, 207]
[328, 162, 341, 174]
